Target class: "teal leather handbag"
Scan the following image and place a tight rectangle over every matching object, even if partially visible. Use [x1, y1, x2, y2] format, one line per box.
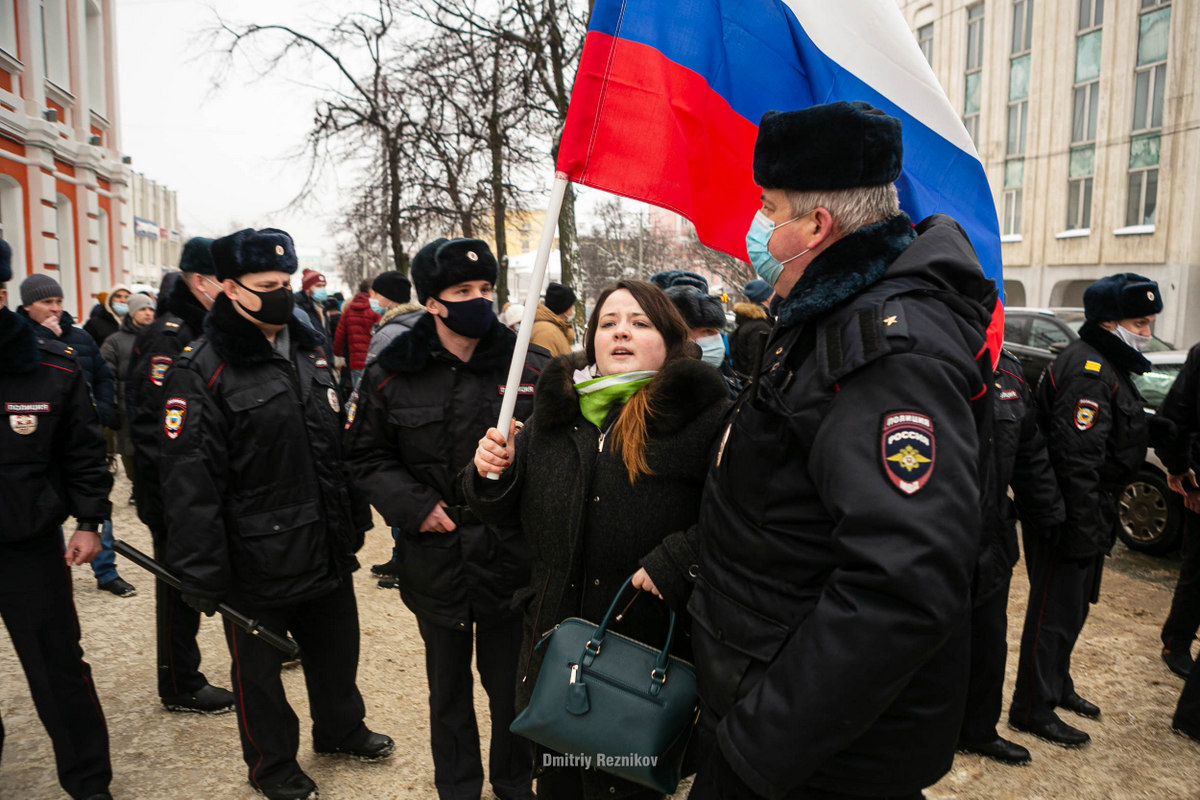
[510, 575, 699, 794]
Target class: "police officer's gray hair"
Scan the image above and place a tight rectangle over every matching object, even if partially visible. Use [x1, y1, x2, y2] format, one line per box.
[786, 183, 900, 236]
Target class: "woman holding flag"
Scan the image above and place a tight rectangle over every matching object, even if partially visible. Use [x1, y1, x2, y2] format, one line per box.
[467, 279, 729, 799]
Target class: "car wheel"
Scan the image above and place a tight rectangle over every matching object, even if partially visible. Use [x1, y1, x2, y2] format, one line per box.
[1118, 470, 1182, 555]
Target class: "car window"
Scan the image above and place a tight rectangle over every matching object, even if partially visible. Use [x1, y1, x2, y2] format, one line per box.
[1004, 315, 1029, 346]
[1029, 318, 1071, 349]
[1133, 363, 1183, 410]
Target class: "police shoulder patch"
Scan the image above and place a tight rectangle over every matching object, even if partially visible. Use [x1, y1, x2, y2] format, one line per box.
[1074, 398, 1099, 431]
[149, 355, 173, 386]
[164, 397, 187, 439]
[327, 387, 340, 413]
[881, 410, 936, 496]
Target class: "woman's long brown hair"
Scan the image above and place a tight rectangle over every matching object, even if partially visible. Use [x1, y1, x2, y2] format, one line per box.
[584, 279, 692, 482]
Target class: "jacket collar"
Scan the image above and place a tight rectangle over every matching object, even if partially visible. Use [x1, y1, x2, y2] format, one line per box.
[533, 353, 729, 434]
[1078, 320, 1152, 375]
[377, 301, 424, 328]
[166, 275, 210, 334]
[0, 307, 38, 374]
[203, 294, 322, 367]
[376, 311, 517, 375]
[776, 213, 916, 328]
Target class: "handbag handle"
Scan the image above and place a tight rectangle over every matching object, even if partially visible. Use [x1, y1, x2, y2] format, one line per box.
[581, 575, 675, 691]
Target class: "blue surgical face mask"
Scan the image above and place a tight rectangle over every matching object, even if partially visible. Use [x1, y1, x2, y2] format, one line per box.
[311, 287, 329, 303]
[695, 333, 726, 368]
[112, 302, 129, 316]
[745, 210, 809, 287]
[369, 298, 385, 315]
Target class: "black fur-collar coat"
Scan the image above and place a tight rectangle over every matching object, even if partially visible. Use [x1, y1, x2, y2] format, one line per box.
[463, 354, 730, 715]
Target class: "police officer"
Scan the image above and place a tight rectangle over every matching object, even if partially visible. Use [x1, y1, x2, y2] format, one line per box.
[957, 351, 1064, 766]
[1009, 273, 1162, 747]
[1156, 341, 1200, 678]
[345, 238, 546, 800]
[126, 237, 234, 714]
[687, 102, 997, 799]
[0, 240, 116, 800]
[158, 228, 392, 800]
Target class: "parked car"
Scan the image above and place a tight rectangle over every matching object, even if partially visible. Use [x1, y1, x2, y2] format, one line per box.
[1003, 306, 1173, 384]
[1119, 350, 1189, 555]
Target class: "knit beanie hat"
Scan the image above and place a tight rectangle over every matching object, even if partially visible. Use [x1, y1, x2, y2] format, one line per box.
[301, 269, 326, 293]
[372, 270, 412, 303]
[665, 285, 727, 330]
[544, 282, 576, 314]
[650, 270, 709, 293]
[126, 293, 155, 316]
[743, 279, 772, 303]
[20, 273, 63, 305]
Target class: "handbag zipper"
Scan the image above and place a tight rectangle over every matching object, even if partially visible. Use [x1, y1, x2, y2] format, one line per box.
[573, 662, 670, 707]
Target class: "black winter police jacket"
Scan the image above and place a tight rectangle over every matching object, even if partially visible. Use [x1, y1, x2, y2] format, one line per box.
[0, 307, 111, 542]
[1156, 341, 1200, 477]
[689, 213, 996, 799]
[158, 296, 370, 609]
[344, 312, 549, 630]
[126, 278, 209, 529]
[974, 350, 1064, 603]
[1034, 322, 1150, 559]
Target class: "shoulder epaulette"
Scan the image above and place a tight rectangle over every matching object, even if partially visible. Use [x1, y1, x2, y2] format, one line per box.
[37, 338, 77, 369]
[1082, 358, 1105, 376]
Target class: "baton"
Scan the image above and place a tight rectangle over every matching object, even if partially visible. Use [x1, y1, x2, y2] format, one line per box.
[115, 539, 300, 658]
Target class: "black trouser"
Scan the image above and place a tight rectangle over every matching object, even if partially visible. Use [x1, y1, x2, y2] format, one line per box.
[0, 534, 111, 799]
[148, 523, 208, 699]
[1009, 529, 1098, 726]
[960, 575, 1012, 744]
[1163, 508, 1200, 652]
[416, 614, 531, 800]
[1174, 651, 1200, 732]
[225, 579, 367, 790]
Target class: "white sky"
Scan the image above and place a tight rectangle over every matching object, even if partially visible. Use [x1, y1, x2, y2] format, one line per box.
[114, 0, 606, 270]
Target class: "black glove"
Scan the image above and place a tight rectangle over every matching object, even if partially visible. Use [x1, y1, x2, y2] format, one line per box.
[182, 593, 219, 617]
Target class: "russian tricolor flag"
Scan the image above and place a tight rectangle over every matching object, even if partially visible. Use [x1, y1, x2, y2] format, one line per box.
[556, 0, 1003, 296]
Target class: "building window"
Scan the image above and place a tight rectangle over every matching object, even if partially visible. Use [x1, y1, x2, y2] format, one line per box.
[0, 1, 16, 57]
[1003, 0, 1031, 237]
[1078, 0, 1103, 31]
[963, 5, 985, 143]
[86, 1, 107, 116]
[917, 23, 934, 66]
[1002, 160, 1023, 236]
[1066, 6, 1101, 231]
[1127, 4, 1169, 226]
[41, 0, 68, 88]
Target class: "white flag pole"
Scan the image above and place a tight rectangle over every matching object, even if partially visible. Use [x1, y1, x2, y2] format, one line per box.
[488, 171, 570, 480]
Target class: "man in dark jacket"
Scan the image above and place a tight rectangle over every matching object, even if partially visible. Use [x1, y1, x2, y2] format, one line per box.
[17, 273, 132, 599]
[295, 268, 334, 360]
[0, 240, 116, 800]
[1158, 342, 1200, 678]
[727, 279, 772, 380]
[125, 237, 234, 715]
[957, 350, 1065, 766]
[1009, 273, 1162, 748]
[333, 278, 378, 387]
[345, 238, 546, 800]
[159, 228, 391, 800]
[688, 102, 996, 800]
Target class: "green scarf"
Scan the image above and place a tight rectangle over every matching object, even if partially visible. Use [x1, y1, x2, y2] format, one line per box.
[575, 370, 656, 430]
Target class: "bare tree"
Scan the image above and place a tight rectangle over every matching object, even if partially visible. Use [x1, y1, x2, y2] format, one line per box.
[412, 0, 589, 308]
[211, 1, 414, 273]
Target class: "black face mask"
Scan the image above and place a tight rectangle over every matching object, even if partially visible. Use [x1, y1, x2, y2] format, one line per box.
[233, 280, 295, 326]
[437, 296, 496, 339]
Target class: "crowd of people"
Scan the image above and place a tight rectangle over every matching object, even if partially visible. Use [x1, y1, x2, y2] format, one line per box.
[2, 99, 1199, 800]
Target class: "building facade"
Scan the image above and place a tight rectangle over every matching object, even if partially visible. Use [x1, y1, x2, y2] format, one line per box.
[0, 0, 132, 317]
[900, 0, 1199, 348]
[129, 170, 179, 287]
